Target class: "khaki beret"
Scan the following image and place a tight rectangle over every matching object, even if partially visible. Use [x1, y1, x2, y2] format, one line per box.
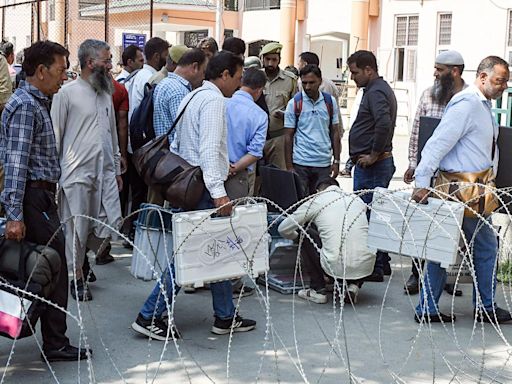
[169, 45, 191, 64]
[260, 42, 283, 56]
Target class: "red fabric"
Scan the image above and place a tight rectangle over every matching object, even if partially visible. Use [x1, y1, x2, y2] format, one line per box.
[112, 79, 129, 112]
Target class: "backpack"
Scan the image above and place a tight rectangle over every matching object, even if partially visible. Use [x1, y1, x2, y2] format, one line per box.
[293, 91, 334, 128]
[130, 83, 156, 151]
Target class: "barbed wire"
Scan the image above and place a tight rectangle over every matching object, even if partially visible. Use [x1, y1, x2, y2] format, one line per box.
[1, 185, 512, 383]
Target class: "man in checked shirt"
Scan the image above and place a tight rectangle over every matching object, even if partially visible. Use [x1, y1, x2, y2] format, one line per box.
[0, 41, 90, 361]
[402, 50, 466, 295]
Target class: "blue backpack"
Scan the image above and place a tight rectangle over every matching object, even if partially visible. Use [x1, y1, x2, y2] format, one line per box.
[293, 91, 334, 128]
[129, 83, 156, 151]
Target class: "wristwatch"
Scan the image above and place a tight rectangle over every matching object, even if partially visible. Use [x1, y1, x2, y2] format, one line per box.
[333, 160, 340, 164]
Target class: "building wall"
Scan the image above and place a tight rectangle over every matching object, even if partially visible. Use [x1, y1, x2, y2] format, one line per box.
[372, 0, 511, 133]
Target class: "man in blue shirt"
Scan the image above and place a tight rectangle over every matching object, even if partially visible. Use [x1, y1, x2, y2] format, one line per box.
[148, 48, 207, 205]
[225, 67, 268, 199]
[412, 56, 512, 325]
[283, 64, 341, 195]
[153, 48, 207, 140]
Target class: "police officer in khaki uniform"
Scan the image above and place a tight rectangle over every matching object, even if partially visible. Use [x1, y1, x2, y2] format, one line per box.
[261, 42, 297, 169]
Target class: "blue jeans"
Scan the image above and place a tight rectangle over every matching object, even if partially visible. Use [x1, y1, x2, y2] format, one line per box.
[139, 189, 236, 321]
[416, 216, 498, 315]
[353, 156, 396, 272]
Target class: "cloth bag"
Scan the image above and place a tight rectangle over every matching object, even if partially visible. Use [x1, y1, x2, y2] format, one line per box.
[0, 238, 61, 339]
[133, 92, 205, 210]
[434, 168, 499, 218]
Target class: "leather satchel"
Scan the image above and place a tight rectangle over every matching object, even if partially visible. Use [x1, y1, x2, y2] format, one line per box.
[132, 92, 205, 210]
[434, 168, 499, 218]
[0, 237, 61, 339]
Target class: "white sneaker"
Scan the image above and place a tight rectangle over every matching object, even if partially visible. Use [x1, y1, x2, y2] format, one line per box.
[344, 284, 359, 304]
[298, 288, 328, 304]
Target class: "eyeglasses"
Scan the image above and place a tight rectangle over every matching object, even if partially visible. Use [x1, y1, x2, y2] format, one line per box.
[93, 58, 113, 64]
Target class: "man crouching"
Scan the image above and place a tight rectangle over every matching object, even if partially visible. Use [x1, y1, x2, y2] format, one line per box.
[278, 177, 375, 304]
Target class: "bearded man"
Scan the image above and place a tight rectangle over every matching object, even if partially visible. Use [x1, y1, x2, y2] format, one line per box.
[402, 50, 466, 294]
[51, 39, 123, 301]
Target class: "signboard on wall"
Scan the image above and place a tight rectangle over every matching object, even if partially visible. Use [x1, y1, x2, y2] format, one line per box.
[122, 33, 146, 50]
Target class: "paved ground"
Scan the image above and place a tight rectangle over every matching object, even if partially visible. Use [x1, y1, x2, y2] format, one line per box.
[2, 135, 512, 383]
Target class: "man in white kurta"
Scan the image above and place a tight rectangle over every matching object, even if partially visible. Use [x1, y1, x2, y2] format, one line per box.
[278, 177, 375, 304]
[51, 39, 122, 301]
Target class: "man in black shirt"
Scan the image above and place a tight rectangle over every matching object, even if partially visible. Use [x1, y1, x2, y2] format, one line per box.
[347, 50, 397, 282]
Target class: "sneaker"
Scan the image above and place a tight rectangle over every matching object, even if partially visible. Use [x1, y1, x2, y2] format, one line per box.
[297, 288, 328, 304]
[131, 314, 181, 341]
[339, 169, 352, 178]
[183, 285, 196, 294]
[211, 315, 256, 335]
[343, 284, 359, 304]
[70, 279, 92, 301]
[233, 286, 255, 298]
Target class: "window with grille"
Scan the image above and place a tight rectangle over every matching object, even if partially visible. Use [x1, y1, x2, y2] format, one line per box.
[78, 0, 105, 21]
[508, 10, 512, 47]
[438, 13, 452, 46]
[244, 0, 280, 11]
[394, 15, 419, 82]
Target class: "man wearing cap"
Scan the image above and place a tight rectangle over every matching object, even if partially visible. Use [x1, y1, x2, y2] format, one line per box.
[148, 48, 208, 205]
[148, 45, 189, 86]
[403, 50, 467, 295]
[261, 42, 297, 170]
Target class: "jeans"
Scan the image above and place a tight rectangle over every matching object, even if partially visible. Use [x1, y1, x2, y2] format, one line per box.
[139, 188, 236, 321]
[293, 164, 331, 196]
[353, 156, 396, 272]
[416, 216, 498, 315]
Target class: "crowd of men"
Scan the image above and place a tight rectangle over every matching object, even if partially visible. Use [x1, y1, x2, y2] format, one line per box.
[0, 34, 511, 363]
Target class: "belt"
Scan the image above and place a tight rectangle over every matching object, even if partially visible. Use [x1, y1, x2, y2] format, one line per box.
[27, 180, 56, 193]
[351, 151, 393, 164]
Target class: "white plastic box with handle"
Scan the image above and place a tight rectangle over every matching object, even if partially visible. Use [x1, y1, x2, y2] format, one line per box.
[172, 203, 270, 287]
[367, 188, 465, 268]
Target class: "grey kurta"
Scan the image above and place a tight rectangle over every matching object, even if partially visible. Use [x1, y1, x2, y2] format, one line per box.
[51, 77, 122, 269]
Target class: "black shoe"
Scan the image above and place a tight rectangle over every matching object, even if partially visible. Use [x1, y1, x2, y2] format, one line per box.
[82, 258, 96, 283]
[404, 274, 420, 295]
[70, 279, 93, 301]
[383, 262, 392, 276]
[131, 314, 181, 341]
[364, 271, 384, 283]
[444, 283, 462, 296]
[122, 239, 134, 250]
[414, 312, 456, 323]
[96, 244, 115, 265]
[96, 253, 115, 265]
[41, 345, 92, 362]
[475, 307, 512, 324]
[211, 315, 256, 335]
[233, 285, 255, 298]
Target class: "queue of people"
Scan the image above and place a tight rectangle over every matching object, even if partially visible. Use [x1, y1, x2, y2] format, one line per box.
[0, 34, 510, 364]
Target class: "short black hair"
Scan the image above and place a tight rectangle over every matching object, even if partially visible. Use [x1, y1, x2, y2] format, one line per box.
[347, 50, 378, 72]
[22, 40, 69, 77]
[144, 37, 169, 60]
[122, 44, 142, 66]
[299, 51, 319, 66]
[316, 177, 339, 191]
[205, 51, 244, 80]
[242, 68, 266, 89]
[222, 37, 246, 56]
[300, 64, 322, 79]
[178, 48, 206, 67]
[197, 37, 219, 55]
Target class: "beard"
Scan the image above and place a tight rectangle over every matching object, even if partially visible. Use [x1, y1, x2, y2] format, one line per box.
[431, 72, 455, 105]
[265, 65, 278, 77]
[88, 65, 114, 95]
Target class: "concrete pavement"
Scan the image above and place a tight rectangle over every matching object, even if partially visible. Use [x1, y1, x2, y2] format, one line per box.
[1, 134, 512, 383]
